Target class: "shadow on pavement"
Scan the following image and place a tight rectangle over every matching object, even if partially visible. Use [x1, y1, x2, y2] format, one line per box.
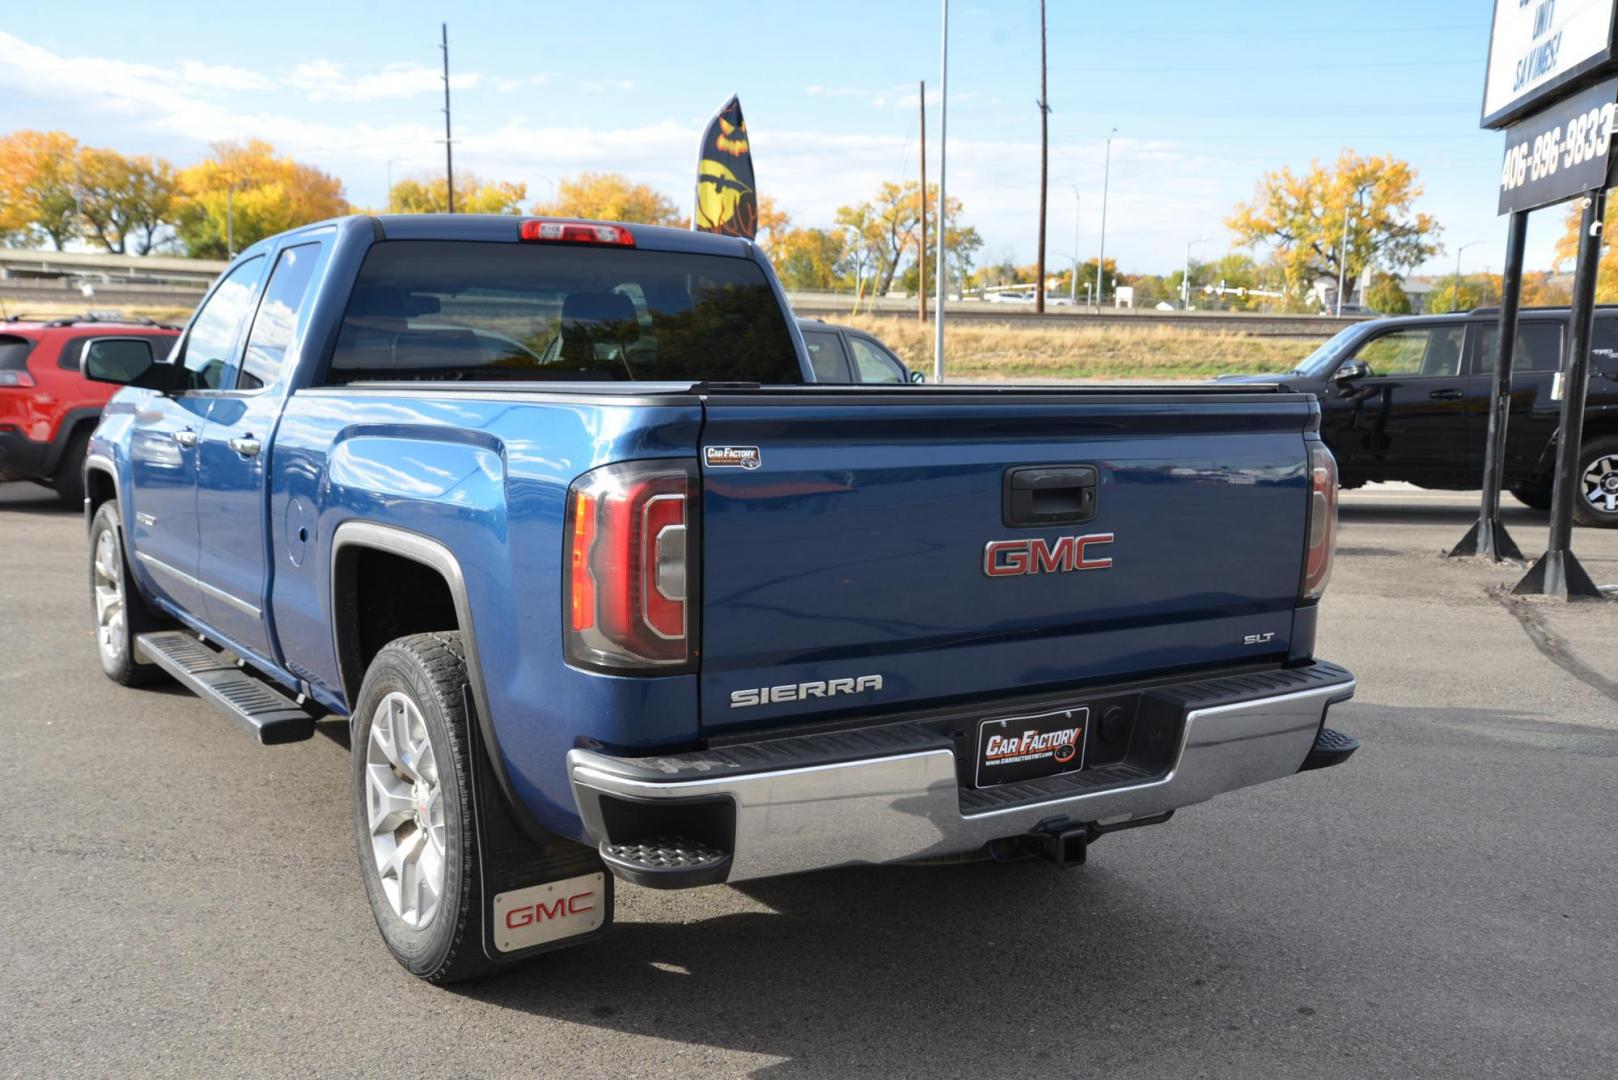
[455, 857, 1246, 1076]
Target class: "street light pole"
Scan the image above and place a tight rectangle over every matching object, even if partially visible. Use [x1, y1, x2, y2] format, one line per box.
[1453, 239, 1484, 309]
[1182, 236, 1211, 310]
[1335, 207, 1355, 317]
[1069, 185, 1080, 304]
[1096, 128, 1117, 309]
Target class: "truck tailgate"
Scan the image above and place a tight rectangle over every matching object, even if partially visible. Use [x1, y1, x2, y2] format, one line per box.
[697, 388, 1313, 733]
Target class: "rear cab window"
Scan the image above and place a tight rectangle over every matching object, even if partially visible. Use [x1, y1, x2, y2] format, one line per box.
[801, 329, 850, 382]
[326, 241, 803, 385]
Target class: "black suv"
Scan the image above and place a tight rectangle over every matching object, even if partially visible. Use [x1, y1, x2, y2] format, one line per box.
[1219, 307, 1618, 527]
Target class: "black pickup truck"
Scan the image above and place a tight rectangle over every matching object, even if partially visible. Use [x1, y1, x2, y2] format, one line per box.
[1220, 307, 1618, 526]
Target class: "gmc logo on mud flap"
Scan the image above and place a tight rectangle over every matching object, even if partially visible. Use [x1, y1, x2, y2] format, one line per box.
[983, 533, 1114, 577]
[493, 872, 606, 953]
[505, 891, 595, 929]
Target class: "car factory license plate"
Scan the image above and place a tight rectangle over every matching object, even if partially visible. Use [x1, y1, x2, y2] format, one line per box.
[975, 707, 1088, 787]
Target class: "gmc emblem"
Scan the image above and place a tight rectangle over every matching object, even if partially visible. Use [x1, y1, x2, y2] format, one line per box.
[505, 890, 595, 929]
[983, 533, 1114, 577]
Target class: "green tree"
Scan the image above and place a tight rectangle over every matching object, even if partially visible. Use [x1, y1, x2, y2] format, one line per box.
[1427, 278, 1478, 314]
[1228, 149, 1442, 302]
[1365, 272, 1411, 314]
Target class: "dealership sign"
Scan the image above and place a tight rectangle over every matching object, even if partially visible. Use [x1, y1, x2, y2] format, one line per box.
[1482, 0, 1618, 129]
[1498, 76, 1618, 213]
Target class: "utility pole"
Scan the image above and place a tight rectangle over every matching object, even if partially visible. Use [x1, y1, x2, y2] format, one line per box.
[1096, 127, 1117, 309]
[933, 0, 949, 383]
[1070, 185, 1080, 303]
[440, 23, 455, 213]
[1034, 0, 1049, 314]
[919, 79, 927, 323]
[225, 182, 236, 258]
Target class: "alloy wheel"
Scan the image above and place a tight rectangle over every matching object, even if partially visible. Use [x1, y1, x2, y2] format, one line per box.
[1583, 453, 1618, 515]
[364, 691, 447, 928]
[92, 527, 126, 666]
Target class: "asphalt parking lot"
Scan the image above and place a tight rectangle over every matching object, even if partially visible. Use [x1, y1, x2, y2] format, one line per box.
[2, 480, 1615, 1079]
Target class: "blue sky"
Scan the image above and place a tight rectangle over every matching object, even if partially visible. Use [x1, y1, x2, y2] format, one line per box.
[0, 0, 1572, 275]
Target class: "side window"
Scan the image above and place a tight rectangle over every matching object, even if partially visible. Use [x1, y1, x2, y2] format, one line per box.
[850, 336, 907, 383]
[180, 256, 265, 390]
[801, 330, 851, 382]
[1355, 326, 1463, 378]
[238, 243, 323, 391]
[1477, 323, 1564, 374]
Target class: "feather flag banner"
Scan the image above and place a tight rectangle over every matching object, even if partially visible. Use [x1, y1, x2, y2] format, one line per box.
[694, 95, 758, 239]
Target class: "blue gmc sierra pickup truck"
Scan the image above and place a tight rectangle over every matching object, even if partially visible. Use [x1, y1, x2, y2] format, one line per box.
[81, 214, 1357, 983]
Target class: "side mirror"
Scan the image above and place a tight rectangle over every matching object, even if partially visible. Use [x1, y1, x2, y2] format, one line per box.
[909, 368, 926, 384]
[81, 338, 175, 393]
[1332, 359, 1369, 383]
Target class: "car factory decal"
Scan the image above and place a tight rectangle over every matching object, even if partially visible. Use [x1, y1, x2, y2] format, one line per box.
[704, 446, 762, 470]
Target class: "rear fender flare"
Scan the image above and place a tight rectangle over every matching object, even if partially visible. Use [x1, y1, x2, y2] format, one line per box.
[328, 521, 539, 838]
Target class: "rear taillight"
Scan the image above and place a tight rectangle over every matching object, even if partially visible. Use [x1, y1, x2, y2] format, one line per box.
[1302, 442, 1337, 601]
[564, 460, 697, 671]
[520, 219, 636, 246]
[0, 371, 36, 387]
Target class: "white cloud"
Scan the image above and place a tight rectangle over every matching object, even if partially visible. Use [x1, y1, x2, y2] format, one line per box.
[285, 60, 481, 103]
[176, 60, 275, 92]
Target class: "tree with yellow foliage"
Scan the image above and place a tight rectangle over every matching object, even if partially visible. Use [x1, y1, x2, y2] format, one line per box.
[1227, 150, 1441, 303]
[76, 148, 178, 255]
[388, 173, 527, 215]
[1553, 193, 1618, 302]
[532, 173, 683, 226]
[175, 140, 347, 258]
[0, 131, 83, 249]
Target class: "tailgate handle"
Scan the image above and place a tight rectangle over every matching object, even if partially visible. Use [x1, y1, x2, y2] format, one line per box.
[1003, 465, 1098, 527]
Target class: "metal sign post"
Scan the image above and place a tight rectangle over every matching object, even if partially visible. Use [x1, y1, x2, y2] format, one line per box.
[1449, 210, 1528, 562]
[1515, 190, 1609, 599]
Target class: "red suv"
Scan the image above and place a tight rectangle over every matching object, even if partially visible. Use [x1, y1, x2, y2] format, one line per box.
[0, 315, 181, 507]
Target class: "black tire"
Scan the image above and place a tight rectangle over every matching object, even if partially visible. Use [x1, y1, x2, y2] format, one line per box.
[350, 632, 494, 984]
[54, 428, 89, 510]
[1509, 484, 1553, 512]
[87, 500, 167, 686]
[1573, 437, 1618, 528]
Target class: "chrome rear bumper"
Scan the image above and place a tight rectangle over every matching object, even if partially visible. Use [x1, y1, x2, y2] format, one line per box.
[568, 671, 1354, 883]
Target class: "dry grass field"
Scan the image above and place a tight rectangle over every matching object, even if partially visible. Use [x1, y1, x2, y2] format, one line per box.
[836, 314, 1325, 381]
[4, 300, 1329, 383]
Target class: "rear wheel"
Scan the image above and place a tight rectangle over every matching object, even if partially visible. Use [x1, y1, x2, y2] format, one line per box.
[1509, 484, 1553, 512]
[88, 501, 166, 686]
[1574, 437, 1618, 528]
[351, 632, 494, 984]
[54, 428, 89, 510]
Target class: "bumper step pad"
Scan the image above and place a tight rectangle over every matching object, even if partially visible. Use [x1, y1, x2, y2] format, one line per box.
[1299, 727, 1359, 772]
[600, 836, 733, 890]
[134, 631, 316, 745]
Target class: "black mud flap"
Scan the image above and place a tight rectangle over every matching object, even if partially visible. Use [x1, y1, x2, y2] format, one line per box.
[465, 691, 614, 964]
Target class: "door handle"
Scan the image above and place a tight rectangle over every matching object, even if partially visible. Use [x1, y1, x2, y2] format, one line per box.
[1428, 388, 1464, 400]
[1003, 465, 1099, 527]
[228, 436, 262, 458]
[172, 428, 198, 448]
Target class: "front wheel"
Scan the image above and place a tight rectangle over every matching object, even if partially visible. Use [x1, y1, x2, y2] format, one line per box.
[350, 632, 494, 984]
[1574, 437, 1618, 528]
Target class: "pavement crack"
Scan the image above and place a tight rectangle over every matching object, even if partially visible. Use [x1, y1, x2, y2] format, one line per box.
[1492, 591, 1618, 706]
